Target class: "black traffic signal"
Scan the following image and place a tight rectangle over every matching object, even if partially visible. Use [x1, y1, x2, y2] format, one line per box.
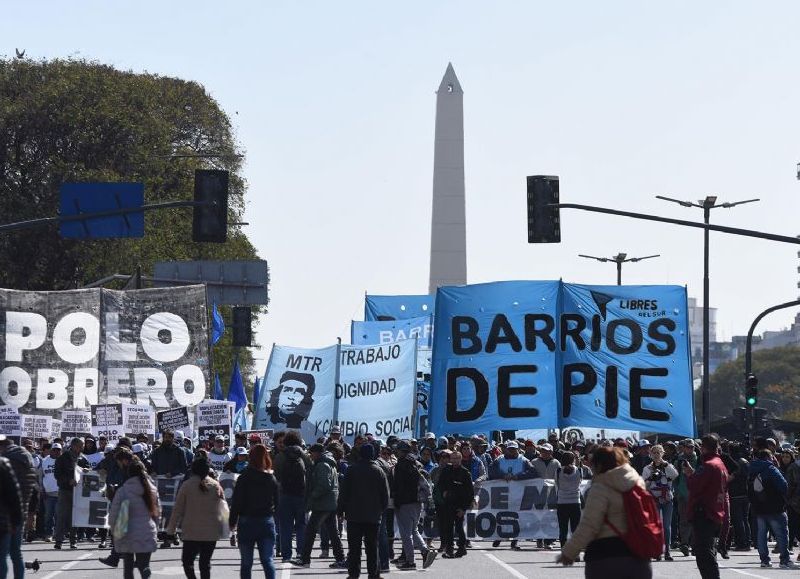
[745, 373, 758, 407]
[232, 306, 252, 347]
[527, 175, 561, 243]
[732, 407, 746, 431]
[192, 170, 229, 243]
[753, 407, 768, 430]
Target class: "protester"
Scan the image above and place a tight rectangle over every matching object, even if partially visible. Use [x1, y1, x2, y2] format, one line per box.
[150, 430, 187, 477]
[392, 440, 437, 570]
[787, 448, 800, 561]
[435, 448, 473, 559]
[0, 435, 36, 576]
[642, 444, 678, 561]
[223, 447, 250, 474]
[208, 436, 232, 472]
[489, 440, 535, 550]
[166, 459, 226, 579]
[727, 444, 752, 552]
[39, 443, 60, 542]
[273, 430, 308, 562]
[673, 438, 697, 556]
[683, 434, 729, 578]
[291, 443, 346, 569]
[557, 446, 652, 578]
[0, 442, 22, 579]
[338, 442, 389, 578]
[748, 449, 798, 569]
[109, 458, 160, 579]
[54, 437, 89, 550]
[230, 444, 278, 579]
[555, 451, 584, 560]
[532, 442, 561, 549]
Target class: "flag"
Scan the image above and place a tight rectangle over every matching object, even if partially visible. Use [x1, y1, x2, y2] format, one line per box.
[227, 358, 247, 413]
[252, 375, 261, 408]
[213, 373, 223, 401]
[233, 407, 248, 433]
[211, 303, 225, 345]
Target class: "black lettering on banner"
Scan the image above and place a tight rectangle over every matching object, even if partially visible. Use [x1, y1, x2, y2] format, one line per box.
[605, 366, 619, 418]
[523, 314, 556, 352]
[476, 486, 490, 510]
[630, 368, 669, 421]
[88, 501, 108, 527]
[446, 368, 488, 422]
[519, 483, 555, 510]
[497, 365, 539, 418]
[562, 363, 596, 417]
[469, 512, 496, 538]
[452, 316, 481, 355]
[485, 315, 522, 353]
[647, 318, 677, 356]
[590, 315, 602, 351]
[496, 511, 520, 539]
[560, 314, 586, 351]
[490, 485, 509, 510]
[606, 319, 643, 355]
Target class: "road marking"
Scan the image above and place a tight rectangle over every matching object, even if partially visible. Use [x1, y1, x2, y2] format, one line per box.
[40, 551, 93, 579]
[726, 569, 769, 579]
[482, 551, 528, 579]
[280, 564, 291, 579]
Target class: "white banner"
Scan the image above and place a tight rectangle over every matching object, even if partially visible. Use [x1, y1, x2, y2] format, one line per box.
[123, 404, 155, 438]
[0, 405, 21, 439]
[91, 403, 124, 443]
[20, 414, 52, 440]
[196, 401, 235, 445]
[72, 470, 109, 528]
[61, 409, 92, 438]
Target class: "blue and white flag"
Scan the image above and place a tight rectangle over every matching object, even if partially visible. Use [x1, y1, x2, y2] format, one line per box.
[351, 315, 433, 348]
[337, 338, 417, 441]
[211, 303, 225, 345]
[364, 294, 434, 321]
[430, 281, 694, 437]
[253, 344, 338, 444]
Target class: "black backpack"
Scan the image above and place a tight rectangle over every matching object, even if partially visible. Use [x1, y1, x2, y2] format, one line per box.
[282, 455, 307, 497]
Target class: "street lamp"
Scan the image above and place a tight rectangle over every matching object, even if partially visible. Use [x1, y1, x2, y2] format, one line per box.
[578, 253, 660, 285]
[655, 194, 760, 434]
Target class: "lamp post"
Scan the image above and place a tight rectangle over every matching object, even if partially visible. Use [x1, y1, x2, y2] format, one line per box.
[656, 195, 760, 434]
[578, 253, 660, 285]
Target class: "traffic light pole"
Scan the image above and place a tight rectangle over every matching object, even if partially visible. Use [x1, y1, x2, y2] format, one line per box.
[744, 298, 800, 433]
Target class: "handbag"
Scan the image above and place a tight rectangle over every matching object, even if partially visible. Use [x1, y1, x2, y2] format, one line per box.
[113, 498, 130, 540]
[217, 496, 231, 539]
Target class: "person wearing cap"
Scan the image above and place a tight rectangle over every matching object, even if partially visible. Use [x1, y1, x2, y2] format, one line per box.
[150, 430, 188, 477]
[436, 436, 449, 451]
[173, 431, 193, 467]
[208, 435, 233, 472]
[325, 425, 351, 454]
[0, 433, 35, 576]
[488, 441, 536, 550]
[423, 432, 437, 451]
[39, 443, 60, 542]
[631, 440, 653, 475]
[291, 444, 345, 569]
[392, 440, 438, 570]
[272, 431, 310, 563]
[434, 446, 473, 558]
[223, 447, 250, 474]
[0, 438, 23, 579]
[532, 443, 561, 550]
[53, 438, 89, 550]
[673, 438, 698, 556]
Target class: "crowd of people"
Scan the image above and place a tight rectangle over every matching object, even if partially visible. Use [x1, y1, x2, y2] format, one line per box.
[0, 428, 798, 579]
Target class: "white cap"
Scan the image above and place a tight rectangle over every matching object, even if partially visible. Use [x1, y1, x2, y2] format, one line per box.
[51, 443, 62, 450]
[638, 439, 651, 448]
[424, 432, 436, 440]
[132, 443, 144, 454]
[505, 441, 519, 449]
[540, 443, 553, 451]
[236, 447, 248, 456]
[104, 445, 116, 454]
[174, 431, 184, 441]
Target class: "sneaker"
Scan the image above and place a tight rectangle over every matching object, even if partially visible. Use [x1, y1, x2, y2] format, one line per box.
[396, 561, 417, 571]
[423, 550, 438, 569]
[98, 541, 108, 549]
[679, 544, 690, 557]
[664, 553, 674, 562]
[492, 540, 501, 548]
[454, 548, 467, 558]
[290, 559, 310, 568]
[779, 561, 799, 569]
[43, 536, 52, 543]
[53, 543, 61, 550]
[319, 549, 329, 559]
[510, 540, 522, 551]
[98, 556, 119, 568]
[69, 543, 77, 549]
[329, 560, 348, 569]
[390, 556, 406, 565]
[761, 562, 773, 568]
[442, 551, 457, 559]
[466, 541, 473, 549]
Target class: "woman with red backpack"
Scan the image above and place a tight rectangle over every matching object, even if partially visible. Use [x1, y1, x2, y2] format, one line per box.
[556, 446, 654, 578]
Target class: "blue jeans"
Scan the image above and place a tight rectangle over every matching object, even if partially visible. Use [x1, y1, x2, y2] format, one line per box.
[43, 494, 58, 537]
[0, 527, 24, 579]
[377, 509, 390, 570]
[657, 500, 674, 553]
[237, 515, 276, 579]
[277, 494, 306, 561]
[756, 513, 790, 565]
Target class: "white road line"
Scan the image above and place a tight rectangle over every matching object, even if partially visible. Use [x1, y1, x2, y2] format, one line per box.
[482, 551, 528, 579]
[40, 551, 93, 579]
[725, 568, 769, 579]
[280, 564, 291, 579]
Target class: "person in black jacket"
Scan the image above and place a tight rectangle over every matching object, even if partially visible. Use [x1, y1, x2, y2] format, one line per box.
[339, 443, 389, 579]
[150, 430, 188, 477]
[434, 450, 474, 558]
[0, 450, 22, 579]
[53, 437, 89, 550]
[392, 441, 437, 570]
[0, 436, 36, 577]
[230, 444, 279, 579]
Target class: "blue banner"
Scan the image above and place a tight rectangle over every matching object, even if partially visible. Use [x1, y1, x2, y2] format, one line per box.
[365, 294, 434, 321]
[351, 315, 433, 348]
[253, 344, 338, 444]
[430, 281, 694, 437]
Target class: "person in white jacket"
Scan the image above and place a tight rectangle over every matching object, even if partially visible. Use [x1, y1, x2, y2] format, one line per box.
[642, 444, 679, 561]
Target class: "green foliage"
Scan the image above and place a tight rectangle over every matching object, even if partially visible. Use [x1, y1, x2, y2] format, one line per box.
[0, 58, 264, 397]
[709, 345, 800, 421]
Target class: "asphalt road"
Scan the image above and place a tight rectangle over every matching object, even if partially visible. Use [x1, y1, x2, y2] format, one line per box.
[19, 540, 797, 578]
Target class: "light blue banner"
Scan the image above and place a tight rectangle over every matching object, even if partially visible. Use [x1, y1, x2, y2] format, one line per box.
[430, 281, 694, 437]
[253, 344, 338, 444]
[351, 315, 433, 348]
[336, 339, 417, 441]
[365, 294, 434, 321]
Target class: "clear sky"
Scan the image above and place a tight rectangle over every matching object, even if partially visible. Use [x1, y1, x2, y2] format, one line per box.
[4, 1, 800, 371]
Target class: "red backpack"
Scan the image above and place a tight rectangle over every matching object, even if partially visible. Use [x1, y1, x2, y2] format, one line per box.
[604, 484, 665, 559]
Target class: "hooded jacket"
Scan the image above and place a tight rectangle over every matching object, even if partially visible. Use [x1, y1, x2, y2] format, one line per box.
[276, 445, 309, 497]
[393, 454, 422, 507]
[561, 463, 643, 560]
[434, 464, 474, 510]
[748, 457, 788, 516]
[150, 442, 187, 477]
[108, 475, 160, 554]
[339, 458, 389, 523]
[0, 457, 22, 534]
[2, 444, 37, 520]
[307, 452, 339, 511]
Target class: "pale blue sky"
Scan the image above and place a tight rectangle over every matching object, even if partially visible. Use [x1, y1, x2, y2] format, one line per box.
[4, 1, 800, 368]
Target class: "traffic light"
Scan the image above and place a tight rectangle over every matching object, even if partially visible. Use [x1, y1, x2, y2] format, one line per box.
[527, 175, 561, 243]
[192, 170, 229, 243]
[232, 306, 252, 347]
[753, 407, 768, 430]
[733, 407, 746, 431]
[745, 373, 758, 407]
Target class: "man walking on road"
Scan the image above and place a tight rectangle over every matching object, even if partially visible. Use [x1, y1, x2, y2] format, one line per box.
[53, 438, 88, 550]
[392, 440, 437, 570]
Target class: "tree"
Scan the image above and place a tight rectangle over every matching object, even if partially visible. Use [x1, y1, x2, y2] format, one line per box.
[0, 58, 265, 398]
[709, 345, 800, 422]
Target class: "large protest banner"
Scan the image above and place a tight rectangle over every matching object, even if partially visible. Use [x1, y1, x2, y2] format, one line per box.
[335, 339, 417, 440]
[422, 479, 590, 540]
[351, 316, 433, 348]
[91, 403, 124, 443]
[155, 475, 183, 530]
[430, 281, 695, 437]
[0, 406, 21, 442]
[73, 470, 109, 528]
[0, 286, 209, 415]
[253, 344, 338, 444]
[364, 294, 434, 321]
[20, 414, 52, 440]
[196, 400, 235, 445]
[61, 409, 92, 439]
[123, 404, 156, 439]
[157, 407, 191, 437]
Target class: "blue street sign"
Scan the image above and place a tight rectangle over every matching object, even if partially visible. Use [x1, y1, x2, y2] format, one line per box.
[59, 183, 145, 238]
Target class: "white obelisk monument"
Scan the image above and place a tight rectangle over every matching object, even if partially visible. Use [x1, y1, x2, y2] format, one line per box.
[428, 63, 467, 294]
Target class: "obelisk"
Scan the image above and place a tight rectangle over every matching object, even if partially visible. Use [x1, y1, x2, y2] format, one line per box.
[428, 63, 467, 294]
